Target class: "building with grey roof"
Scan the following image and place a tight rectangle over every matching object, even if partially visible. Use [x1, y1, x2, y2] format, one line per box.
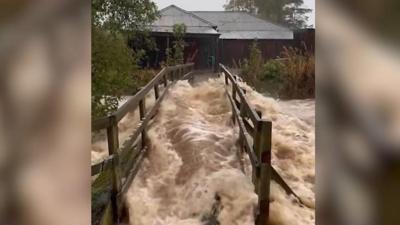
[147, 5, 311, 70]
[191, 11, 293, 40]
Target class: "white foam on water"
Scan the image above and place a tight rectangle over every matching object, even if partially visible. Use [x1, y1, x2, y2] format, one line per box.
[91, 77, 315, 225]
[241, 82, 315, 225]
[126, 80, 258, 225]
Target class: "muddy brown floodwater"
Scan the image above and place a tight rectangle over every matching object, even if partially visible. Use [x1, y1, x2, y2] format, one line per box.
[91, 77, 315, 225]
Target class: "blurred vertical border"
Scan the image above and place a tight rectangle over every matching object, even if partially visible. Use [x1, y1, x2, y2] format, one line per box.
[2, 0, 400, 225]
[317, 1, 400, 225]
[0, 0, 90, 225]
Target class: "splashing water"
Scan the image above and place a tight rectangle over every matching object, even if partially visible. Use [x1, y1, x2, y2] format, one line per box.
[91, 77, 315, 225]
[241, 82, 315, 225]
[126, 79, 257, 225]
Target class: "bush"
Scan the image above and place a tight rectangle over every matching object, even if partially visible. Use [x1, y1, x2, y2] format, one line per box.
[236, 41, 315, 99]
[164, 23, 187, 67]
[240, 41, 264, 86]
[92, 28, 138, 118]
[172, 24, 186, 65]
[91, 0, 158, 119]
[261, 59, 283, 81]
[134, 69, 158, 89]
[279, 46, 315, 99]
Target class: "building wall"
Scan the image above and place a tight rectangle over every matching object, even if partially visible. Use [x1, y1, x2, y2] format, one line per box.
[145, 34, 218, 70]
[219, 39, 292, 66]
[293, 28, 315, 52]
[218, 29, 315, 67]
[147, 29, 315, 69]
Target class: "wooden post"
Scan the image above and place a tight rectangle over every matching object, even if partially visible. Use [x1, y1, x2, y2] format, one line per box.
[154, 84, 159, 100]
[107, 116, 122, 223]
[139, 99, 146, 148]
[232, 83, 237, 103]
[254, 119, 272, 225]
[167, 36, 170, 50]
[164, 72, 168, 87]
[107, 116, 119, 156]
[231, 87, 236, 125]
[172, 69, 176, 81]
[238, 101, 245, 156]
[239, 101, 246, 118]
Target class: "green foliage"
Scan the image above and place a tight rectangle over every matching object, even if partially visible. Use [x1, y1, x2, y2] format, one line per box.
[173, 24, 186, 65]
[235, 41, 314, 99]
[224, 0, 256, 13]
[134, 69, 158, 88]
[224, 0, 312, 29]
[92, 0, 159, 34]
[165, 47, 174, 66]
[92, 28, 138, 118]
[239, 41, 264, 86]
[279, 46, 315, 99]
[129, 31, 158, 67]
[91, 0, 159, 118]
[164, 23, 187, 66]
[262, 59, 283, 81]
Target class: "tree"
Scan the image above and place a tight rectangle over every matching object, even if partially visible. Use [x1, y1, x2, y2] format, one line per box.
[92, 0, 159, 34]
[224, 0, 311, 29]
[92, 28, 138, 118]
[283, 4, 312, 29]
[172, 24, 186, 65]
[165, 23, 187, 66]
[91, 0, 159, 118]
[224, 0, 256, 13]
[240, 41, 264, 86]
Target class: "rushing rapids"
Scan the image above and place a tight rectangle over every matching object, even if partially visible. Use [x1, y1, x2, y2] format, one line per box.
[91, 77, 315, 225]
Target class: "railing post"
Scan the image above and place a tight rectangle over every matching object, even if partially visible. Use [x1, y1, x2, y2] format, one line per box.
[171, 69, 175, 81]
[239, 100, 246, 117]
[139, 99, 147, 148]
[232, 82, 237, 102]
[253, 119, 272, 225]
[231, 86, 236, 125]
[154, 83, 159, 100]
[238, 102, 245, 154]
[107, 115, 122, 223]
[164, 71, 168, 87]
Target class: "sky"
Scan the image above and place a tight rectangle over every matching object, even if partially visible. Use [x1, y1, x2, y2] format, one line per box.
[152, 0, 315, 27]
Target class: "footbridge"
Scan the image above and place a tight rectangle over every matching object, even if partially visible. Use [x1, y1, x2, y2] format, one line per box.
[91, 63, 304, 225]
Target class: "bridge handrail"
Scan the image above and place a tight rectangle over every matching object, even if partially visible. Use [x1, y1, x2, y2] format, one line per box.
[219, 64, 261, 124]
[220, 63, 305, 225]
[91, 63, 194, 225]
[92, 63, 194, 130]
